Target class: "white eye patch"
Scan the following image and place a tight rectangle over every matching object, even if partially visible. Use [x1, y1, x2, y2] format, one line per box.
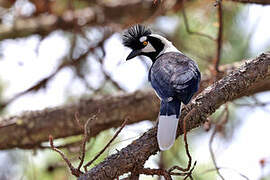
[139, 36, 147, 42]
[141, 42, 156, 53]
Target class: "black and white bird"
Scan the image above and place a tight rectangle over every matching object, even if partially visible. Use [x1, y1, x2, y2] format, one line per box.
[122, 24, 201, 151]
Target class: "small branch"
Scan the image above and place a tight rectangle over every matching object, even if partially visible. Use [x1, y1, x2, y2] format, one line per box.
[209, 104, 229, 180]
[170, 161, 197, 178]
[139, 168, 172, 180]
[202, 167, 250, 180]
[49, 114, 97, 177]
[40, 140, 83, 150]
[233, 96, 270, 108]
[209, 129, 225, 180]
[182, 108, 194, 171]
[83, 117, 129, 172]
[138, 162, 197, 180]
[158, 152, 165, 180]
[214, 0, 223, 73]
[49, 135, 83, 177]
[94, 45, 126, 92]
[168, 109, 195, 172]
[76, 114, 94, 172]
[182, 0, 216, 41]
[1, 43, 93, 109]
[166, 109, 197, 179]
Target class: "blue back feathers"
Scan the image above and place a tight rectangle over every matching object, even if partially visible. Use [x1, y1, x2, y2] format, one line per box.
[149, 52, 201, 105]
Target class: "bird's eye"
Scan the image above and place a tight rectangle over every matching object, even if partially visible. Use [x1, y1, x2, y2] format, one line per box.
[143, 41, 148, 46]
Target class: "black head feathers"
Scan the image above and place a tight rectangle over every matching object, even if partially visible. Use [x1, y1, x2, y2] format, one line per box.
[122, 24, 152, 50]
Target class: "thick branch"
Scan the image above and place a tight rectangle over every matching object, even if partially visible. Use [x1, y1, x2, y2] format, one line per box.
[0, 90, 159, 149]
[78, 52, 270, 180]
[0, 53, 270, 150]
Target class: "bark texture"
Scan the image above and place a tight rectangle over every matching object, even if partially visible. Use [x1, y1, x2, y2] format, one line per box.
[78, 52, 270, 180]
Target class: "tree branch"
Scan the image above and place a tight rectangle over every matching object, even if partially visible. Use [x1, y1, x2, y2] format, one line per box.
[78, 52, 270, 180]
[0, 90, 159, 150]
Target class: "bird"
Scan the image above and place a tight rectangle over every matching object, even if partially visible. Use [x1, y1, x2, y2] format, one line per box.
[122, 24, 201, 151]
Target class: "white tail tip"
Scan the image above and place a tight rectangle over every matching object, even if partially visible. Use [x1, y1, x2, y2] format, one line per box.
[157, 115, 179, 151]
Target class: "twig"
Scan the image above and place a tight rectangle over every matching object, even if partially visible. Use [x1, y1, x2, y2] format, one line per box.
[182, 108, 194, 171]
[76, 115, 94, 171]
[1, 43, 93, 109]
[139, 168, 172, 180]
[49, 113, 96, 176]
[158, 152, 165, 180]
[182, 0, 216, 41]
[201, 167, 250, 180]
[209, 129, 225, 180]
[209, 104, 229, 180]
[83, 117, 129, 171]
[138, 161, 197, 180]
[234, 96, 270, 107]
[170, 161, 197, 177]
[233, 96, 270, 113]
[214, 0, 223, 73]
[167, 108, 198, 180]
[40, 140, 82, 150]
[169, 108, 196, 173]
[94, 46, 126, 92]
[49, 135, 83, 177]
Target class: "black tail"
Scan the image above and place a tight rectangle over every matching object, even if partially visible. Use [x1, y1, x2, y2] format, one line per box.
[160, 99, 181, 118]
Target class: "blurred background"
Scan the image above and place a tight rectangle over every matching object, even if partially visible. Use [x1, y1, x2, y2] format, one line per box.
[0, 0, 270, 179]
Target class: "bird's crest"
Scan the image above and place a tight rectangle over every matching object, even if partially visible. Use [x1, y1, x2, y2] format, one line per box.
[122, 24, 151, 50]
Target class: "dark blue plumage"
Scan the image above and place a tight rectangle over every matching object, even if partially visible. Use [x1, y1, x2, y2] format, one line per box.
[149, 52, 201, 118]
[160, 99, 181, 118]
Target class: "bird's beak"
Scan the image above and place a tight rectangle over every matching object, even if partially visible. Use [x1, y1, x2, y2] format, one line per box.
[126, 49, 141, 60]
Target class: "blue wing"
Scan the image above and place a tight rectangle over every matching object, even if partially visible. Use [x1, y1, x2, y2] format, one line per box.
[149, 52, 201, 105]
